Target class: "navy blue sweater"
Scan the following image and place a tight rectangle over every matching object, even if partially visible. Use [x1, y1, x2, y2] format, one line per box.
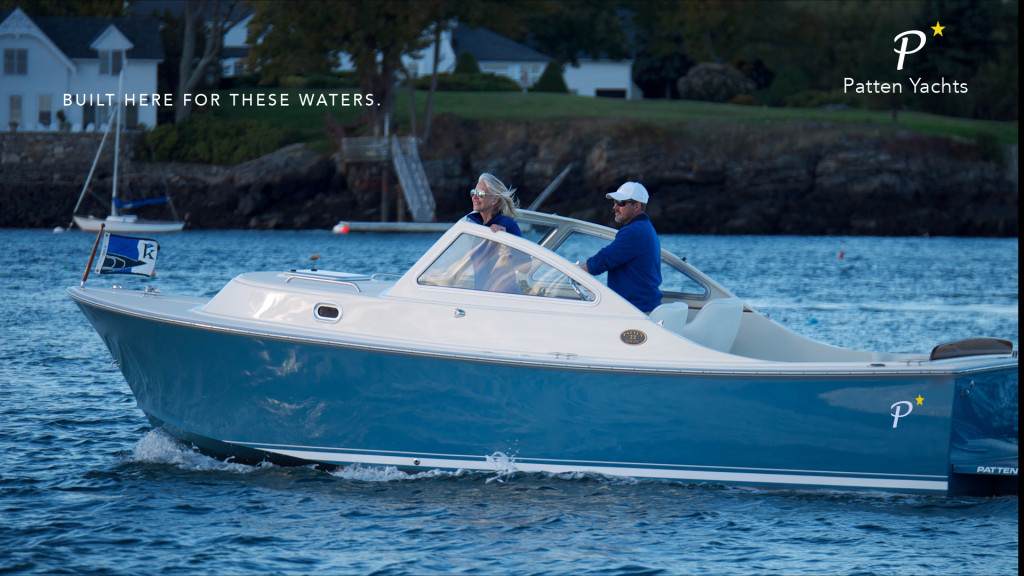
[586, 214, 663, 312]
[466, 212, 522, 236]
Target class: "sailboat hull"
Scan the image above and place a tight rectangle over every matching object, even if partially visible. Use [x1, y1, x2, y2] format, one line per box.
[74, 215, 185, 234]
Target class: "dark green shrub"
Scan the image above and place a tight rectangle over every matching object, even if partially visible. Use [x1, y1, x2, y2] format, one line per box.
[280, 75, 309, 88]
[760, 66, 810, 107]
[530, 62, 568, 93]
[138, 115, 302, 165]
[413, 72, 520, 92]
[453, 51, 481, 74]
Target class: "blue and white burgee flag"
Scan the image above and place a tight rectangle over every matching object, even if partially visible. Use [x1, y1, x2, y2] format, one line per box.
[94, 233, 159, 276]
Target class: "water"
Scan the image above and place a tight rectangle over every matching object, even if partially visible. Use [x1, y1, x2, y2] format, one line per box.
[1, 228, 1017, 575]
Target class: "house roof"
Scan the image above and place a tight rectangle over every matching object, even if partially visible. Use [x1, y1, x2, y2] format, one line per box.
[32, 15, 164, 60]
[452, 25, 549, 63]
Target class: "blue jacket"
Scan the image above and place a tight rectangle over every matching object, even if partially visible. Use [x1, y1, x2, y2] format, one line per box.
[466, 212, 522, 236]
[586, 214, 663, 312]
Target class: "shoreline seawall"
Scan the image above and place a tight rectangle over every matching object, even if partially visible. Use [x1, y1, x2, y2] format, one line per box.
[1, 117, 1017, 236]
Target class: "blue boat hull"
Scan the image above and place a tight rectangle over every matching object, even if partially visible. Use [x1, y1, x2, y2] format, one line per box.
[74, 297, 1018, 495]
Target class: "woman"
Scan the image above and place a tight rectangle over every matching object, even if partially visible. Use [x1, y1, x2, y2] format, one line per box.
[467, 173, 522, 236]
[465, 173, 524, 293]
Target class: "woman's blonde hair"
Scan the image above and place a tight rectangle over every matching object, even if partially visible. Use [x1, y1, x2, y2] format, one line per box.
[477, 172, 519, 218]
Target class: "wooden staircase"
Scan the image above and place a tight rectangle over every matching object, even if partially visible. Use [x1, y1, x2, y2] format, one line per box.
[340, 135, 436, 223]
[390, 135, 436, 222]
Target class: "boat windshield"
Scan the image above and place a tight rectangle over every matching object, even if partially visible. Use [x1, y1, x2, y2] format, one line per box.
[546, 230, 709, 299]
[418, 234, 594, 301]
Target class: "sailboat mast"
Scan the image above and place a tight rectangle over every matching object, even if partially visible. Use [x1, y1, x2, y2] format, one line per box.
[69, 109, 114, 229]
[111, 71, 124, 217]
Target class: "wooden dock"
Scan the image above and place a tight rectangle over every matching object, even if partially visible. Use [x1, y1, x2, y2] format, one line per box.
[334, 221, 452, 234]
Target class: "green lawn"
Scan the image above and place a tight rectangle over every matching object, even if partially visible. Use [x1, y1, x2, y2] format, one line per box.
[210, 87, 1018, 147]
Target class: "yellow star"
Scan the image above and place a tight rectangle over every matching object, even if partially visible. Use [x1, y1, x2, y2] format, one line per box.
[916, 395, 925, 405]
[932, 21, 945, 36]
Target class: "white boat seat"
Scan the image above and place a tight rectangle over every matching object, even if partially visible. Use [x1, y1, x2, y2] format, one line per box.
[649, 302, 692, 334]
[681, 297, 744, 352]
[653, 298, 744, 353]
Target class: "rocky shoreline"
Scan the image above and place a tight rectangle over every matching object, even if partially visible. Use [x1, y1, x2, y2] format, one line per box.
[0, 115, 1017, 236]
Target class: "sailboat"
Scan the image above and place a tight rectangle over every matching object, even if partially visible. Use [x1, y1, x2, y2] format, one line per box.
[70, 74, 185, 234]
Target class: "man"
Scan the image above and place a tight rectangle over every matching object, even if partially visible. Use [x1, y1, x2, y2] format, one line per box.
[580, 182, 663, 313]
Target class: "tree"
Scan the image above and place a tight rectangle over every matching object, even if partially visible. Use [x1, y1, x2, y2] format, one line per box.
[969, 0, 1018, 120]
[913, 0, 996, 118]
[246, 1, 433, 135]
[0, 0, 123, 16]
[498, 0, 629, 67]
[243, 1, 337, 85]
[410, 0, 470, 144]
[625, 0, 797, 100]
[335, 1, 435, 135]
[176, 0, 247, 123]
[630, 26, 691, 99]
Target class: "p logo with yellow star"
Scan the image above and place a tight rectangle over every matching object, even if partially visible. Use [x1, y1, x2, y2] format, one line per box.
[890, 395, 924, 429]
[893, 21, 949, 70]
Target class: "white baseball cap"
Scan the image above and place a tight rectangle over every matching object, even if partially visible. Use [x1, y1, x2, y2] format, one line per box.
[605, 182, 649, 204]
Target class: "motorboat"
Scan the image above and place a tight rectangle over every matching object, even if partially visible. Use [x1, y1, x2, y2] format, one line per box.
[67, 210, 1018, 495]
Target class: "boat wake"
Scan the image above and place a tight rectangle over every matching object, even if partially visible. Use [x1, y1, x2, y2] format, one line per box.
[129, 429, 265, 474]
[327, 464, 452, 482]
[485, 451, 518, 483]
[126, 430, 648, 485]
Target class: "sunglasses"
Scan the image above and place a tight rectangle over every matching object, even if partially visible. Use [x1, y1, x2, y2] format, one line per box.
[612, 199, 637, 207]
[469, 189, 489, 197]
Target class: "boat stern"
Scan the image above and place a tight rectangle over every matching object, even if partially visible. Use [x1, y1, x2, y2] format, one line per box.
[948, 365, 1019, 495]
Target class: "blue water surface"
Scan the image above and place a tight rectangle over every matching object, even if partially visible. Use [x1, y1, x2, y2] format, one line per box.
[0, 228, 1017, 575]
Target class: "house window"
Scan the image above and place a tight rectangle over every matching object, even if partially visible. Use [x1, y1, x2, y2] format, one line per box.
[38, 94, 52, 127]
[8, 95, 22, 127]
[3, 49, 27, 75]
[99, 50, 123, 75]
[83, 104, 111, 129]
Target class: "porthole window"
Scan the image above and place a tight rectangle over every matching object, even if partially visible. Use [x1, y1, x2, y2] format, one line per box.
[314, 303, 342, 322]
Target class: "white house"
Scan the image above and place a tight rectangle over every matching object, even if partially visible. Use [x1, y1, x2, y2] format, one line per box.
[337, 24, 545, 90]
[423, 24, 639, 98]
[447, 25, 549, 89]
[192, 5, 636, 99]
[564, 57, 641, 99]
[0, 7, 164, 132]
